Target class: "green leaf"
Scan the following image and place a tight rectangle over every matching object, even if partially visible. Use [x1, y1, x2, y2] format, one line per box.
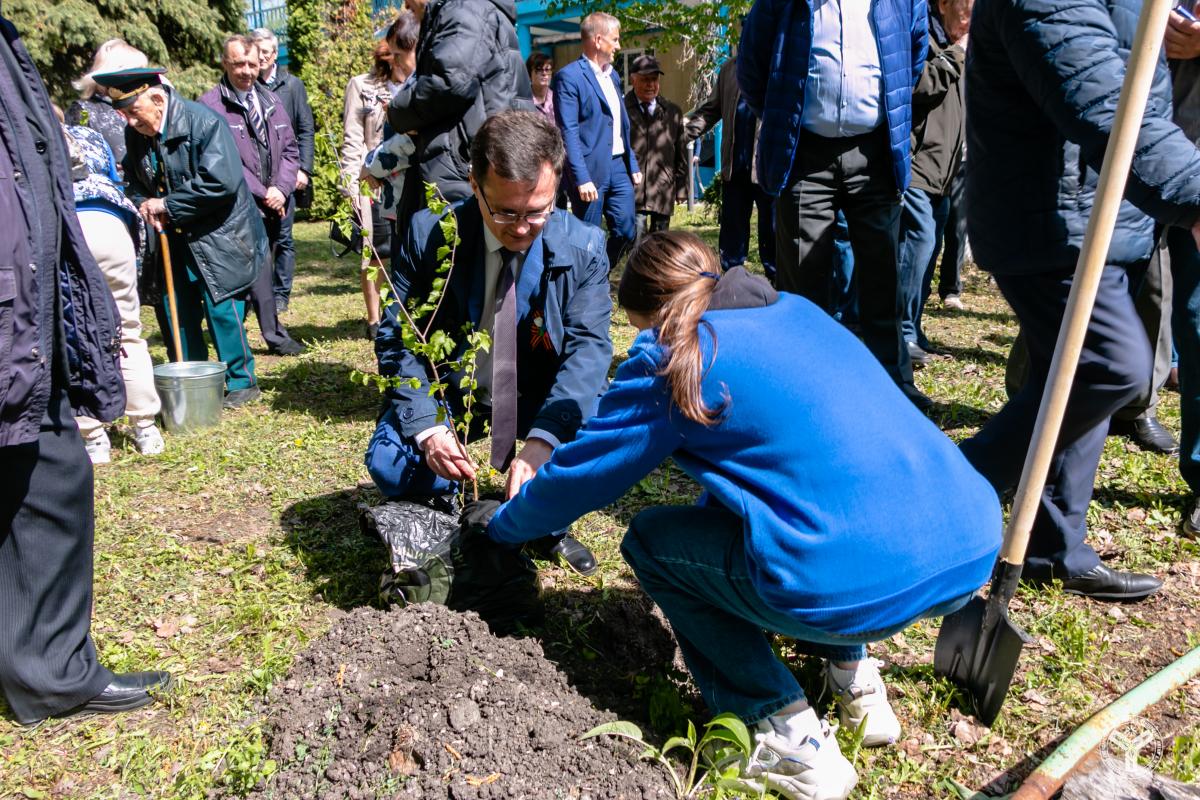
[661, 736, 694, 757]
[704, 713, 752, 754]
[687, 719, 698, 745]
[581, 721, 645, 742]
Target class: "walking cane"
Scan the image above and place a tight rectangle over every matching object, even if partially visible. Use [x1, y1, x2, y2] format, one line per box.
[158, 228, 184, 363]
[932, 0, 1175, 725]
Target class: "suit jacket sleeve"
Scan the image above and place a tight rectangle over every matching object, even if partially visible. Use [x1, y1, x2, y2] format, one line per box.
[530, 223, 613, 442]
[1000, 0, 1200, 227]
[913, 44, 964, 108]
[374, 209, 448, 437]
[161, 115, 243, 225]
[618, 75, 641, 176]
[672, 107, 689, 194]
[685, 73, 722, 140]
[388, 5, 487, 134]
[553, 67, 592, 187]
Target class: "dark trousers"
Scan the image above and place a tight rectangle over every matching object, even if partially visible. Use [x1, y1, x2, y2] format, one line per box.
[636, 211, 671, 237]
[1168, 227, 1200, 493]
[247, 200, 295, 350]
[272, 200, 296, 304]
[775, 127, 913, 386]
[572, 155, 636, 269]
[0, 386, 112, 723]
[719, 170, 776, 282]
[939, 163, 968, 299]
[960, 266, 1150, 578]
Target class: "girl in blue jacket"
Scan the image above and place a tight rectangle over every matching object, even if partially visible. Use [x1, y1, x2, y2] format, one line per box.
[480, 232, 1001, 800]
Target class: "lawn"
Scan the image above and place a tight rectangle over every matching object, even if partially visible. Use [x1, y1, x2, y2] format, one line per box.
[1, 214, 1198, 799]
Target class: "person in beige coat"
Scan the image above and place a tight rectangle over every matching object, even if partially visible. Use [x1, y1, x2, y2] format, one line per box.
[341, 13, 417, 339]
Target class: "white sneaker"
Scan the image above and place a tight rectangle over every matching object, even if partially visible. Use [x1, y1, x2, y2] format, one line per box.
[943, 293, 966, 311]
[824, 658, 902, 748]
[133, 424, 165, 456]
[734, 708, 858, 800]
[82, 429, 111, 465]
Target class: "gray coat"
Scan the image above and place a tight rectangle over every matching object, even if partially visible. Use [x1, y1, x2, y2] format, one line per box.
[685, 57, 756, 183]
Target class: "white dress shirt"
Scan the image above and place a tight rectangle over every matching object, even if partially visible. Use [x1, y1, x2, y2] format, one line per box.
[586, 55, 625, 157]
[801, 0, 885, 137]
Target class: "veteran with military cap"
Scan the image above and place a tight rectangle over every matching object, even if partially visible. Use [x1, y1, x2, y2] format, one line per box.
[94, 66, 267, 407]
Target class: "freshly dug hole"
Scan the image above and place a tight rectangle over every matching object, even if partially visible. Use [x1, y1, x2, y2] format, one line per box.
[245, 604, 675, 799]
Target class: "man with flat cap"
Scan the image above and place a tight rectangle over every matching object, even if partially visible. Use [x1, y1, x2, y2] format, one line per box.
[94, 66, 268, 407]
[624, 54, 687, 235]
[0, 14, 170, 724]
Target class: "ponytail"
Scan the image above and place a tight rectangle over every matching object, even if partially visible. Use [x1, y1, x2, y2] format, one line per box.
[618, 231, 725, 426]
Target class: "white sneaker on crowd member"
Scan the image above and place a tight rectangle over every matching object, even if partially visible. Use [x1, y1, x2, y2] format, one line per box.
[133, 422, 165, 456]
[824, 658, 902, 747]
[733, 703, 858, 800]
[82, 428, 112, 465]
[943, 293, 966, 311]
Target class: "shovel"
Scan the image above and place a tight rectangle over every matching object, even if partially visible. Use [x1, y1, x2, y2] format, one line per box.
[933, 0, 1175, 726]
[159, 228, 184, 362]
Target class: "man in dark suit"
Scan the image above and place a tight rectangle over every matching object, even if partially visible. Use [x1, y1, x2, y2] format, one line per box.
[553, 11, 642, 268]
[365, 111, 612, 576]
[0, 24, 169, 724]
[624, 54, 687, 235]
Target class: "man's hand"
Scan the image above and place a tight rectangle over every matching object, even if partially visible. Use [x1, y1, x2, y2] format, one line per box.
[631, 171, 643, 187]
[364, 173, 384, 191]
[505, 438, 552, 500]
[264, 187, 287, 214]
[296, 170, 309, 191]
[138, 198, 168, 231]
[1167, 8, 1200, 59]
[422, 428, 477, 482]
[577, 181, 599, 203]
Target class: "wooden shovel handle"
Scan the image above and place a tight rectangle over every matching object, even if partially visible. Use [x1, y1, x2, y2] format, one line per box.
[158, 230, 184, 363]
[1001, 0, 1175, 567]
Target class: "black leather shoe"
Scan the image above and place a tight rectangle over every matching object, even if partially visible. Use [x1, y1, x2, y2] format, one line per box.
[907, 341, 930, 368]
[1050, 565, 1162, 602]
[223, 385, 262, 409]
[268, 337, 305, 357]
[1181, 497, 1200, 539]
[366, 322, 380, 341]
[59, 671, 172, 719]
[1110, 416, 1179, 455]
[275, 297, 289, 316]
[899, 381, 934, 412]
[529, 534, 598, 577]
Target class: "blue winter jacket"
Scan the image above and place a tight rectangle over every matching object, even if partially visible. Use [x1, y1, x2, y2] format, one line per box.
[737, 0, 928, 196]
[489, 274, 1000, 636]
[967, 0, 1200, 274]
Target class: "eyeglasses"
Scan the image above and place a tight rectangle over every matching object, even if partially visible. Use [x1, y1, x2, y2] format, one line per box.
[478, 186, 554, 226]
[534, 66, 553, 73]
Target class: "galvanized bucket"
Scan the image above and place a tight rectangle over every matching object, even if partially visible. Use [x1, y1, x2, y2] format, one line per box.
[153, 361, 226, 434]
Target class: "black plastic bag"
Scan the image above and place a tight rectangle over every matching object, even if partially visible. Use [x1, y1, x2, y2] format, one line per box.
[361, 496, 542, 633]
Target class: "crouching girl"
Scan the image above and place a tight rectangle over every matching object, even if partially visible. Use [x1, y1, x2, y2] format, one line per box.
[470, 231, 1001, 800]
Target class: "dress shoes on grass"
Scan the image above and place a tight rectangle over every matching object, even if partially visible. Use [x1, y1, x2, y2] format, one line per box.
[527, 534, 598, 577]
[1109, 416, 1179, 455]
[1025, 564, 1162, 602]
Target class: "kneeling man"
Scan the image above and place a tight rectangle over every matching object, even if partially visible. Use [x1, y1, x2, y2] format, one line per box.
[366, 111, 613, 576]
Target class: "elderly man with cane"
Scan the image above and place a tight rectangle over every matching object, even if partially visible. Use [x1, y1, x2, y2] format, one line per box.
[94, 67, 267, 408]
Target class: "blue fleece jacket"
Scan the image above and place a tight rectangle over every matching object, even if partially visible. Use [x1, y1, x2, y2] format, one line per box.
[489, 291, 1001, 636]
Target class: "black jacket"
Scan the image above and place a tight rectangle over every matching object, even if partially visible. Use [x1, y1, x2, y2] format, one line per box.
[967, 0, 1200, 274]
[0, 14, 124, 447]
[388, 0, 532, 201]
[261, 68, 314, 174]
[909, 16, 965, 197]
[123, 88, 268, 302]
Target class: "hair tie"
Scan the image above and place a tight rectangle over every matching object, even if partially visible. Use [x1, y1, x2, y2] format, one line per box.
[699, 271, 720, 281]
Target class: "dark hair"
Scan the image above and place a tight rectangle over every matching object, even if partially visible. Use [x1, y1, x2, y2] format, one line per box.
[526, 52, 553, 75]
[386, 10, 420, 51]
[370, 40, 392, 81]
[618, 231, 725, 426]
[470, 111, 564, 184]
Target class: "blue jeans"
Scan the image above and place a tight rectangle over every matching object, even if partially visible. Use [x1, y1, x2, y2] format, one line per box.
[273, 200, 296, 303]
[1169, 227, 1200, 493]
[572, 155, 636, 269]
[620, 504, 973, 722]
[898, 186, 950, 348]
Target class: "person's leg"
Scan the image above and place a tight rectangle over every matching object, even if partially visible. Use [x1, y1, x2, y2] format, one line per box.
[839, 130, 914, 390]
[831, 210, 858, 325]
[754, 183, 778, 284]
[602, 159, 637, 269]
[162, 247, 211, 364]
[649, 212, 671, 233]
[365, 406, 458, 498]
[719, 171, 754, 272]
[1169, 227, 1200, 497]
[775, 137, 839, 308]
[0, 388, 113, 724]
[897, 186, 939, 346]
[200, 281, 258, 392]
[248, 211, 298, 352]
[1112, 239, 1173, 428]
[961, 267, 1150, 578]
[939, 163, 968, 301]
[273, 196, 297, 310]
[914, 193, 951, 351]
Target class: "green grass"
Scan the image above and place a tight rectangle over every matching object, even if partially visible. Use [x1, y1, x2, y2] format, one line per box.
[0, 215, 1197, 799]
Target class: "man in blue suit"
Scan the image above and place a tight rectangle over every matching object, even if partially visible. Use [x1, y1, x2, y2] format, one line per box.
[366, 111, 612, 575]
[553, 11, 642, 269]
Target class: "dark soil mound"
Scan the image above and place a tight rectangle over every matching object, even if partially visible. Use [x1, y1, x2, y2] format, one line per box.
[247, 604, 675, 799]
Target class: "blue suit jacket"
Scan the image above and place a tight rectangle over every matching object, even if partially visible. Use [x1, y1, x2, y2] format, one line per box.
[376, 198, 614, 443]
[738, 0, 927, 197]
[552, 56, 640, 195]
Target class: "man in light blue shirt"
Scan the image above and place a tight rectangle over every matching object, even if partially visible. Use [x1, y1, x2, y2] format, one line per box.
[739, 0, 930, 411]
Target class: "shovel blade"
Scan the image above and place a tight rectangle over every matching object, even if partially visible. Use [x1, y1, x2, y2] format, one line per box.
[934, 595, 1031, 726]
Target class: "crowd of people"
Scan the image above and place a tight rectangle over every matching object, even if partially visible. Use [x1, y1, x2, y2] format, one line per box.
[4, 0, 1200, 798]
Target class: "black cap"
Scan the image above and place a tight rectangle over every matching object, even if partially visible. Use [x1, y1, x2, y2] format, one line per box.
[91, 67, 167, 109]
[630, 55, 664, 76]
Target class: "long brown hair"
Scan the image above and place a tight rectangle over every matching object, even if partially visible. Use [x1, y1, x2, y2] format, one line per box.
[618, 231, 725, 426]
[370, 40, 392, 81]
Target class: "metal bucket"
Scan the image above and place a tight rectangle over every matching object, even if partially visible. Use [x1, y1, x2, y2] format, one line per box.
[153, 361, 226, 435]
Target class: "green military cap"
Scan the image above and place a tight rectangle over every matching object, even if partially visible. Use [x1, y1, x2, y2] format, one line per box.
[91, 67, 167, 109]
